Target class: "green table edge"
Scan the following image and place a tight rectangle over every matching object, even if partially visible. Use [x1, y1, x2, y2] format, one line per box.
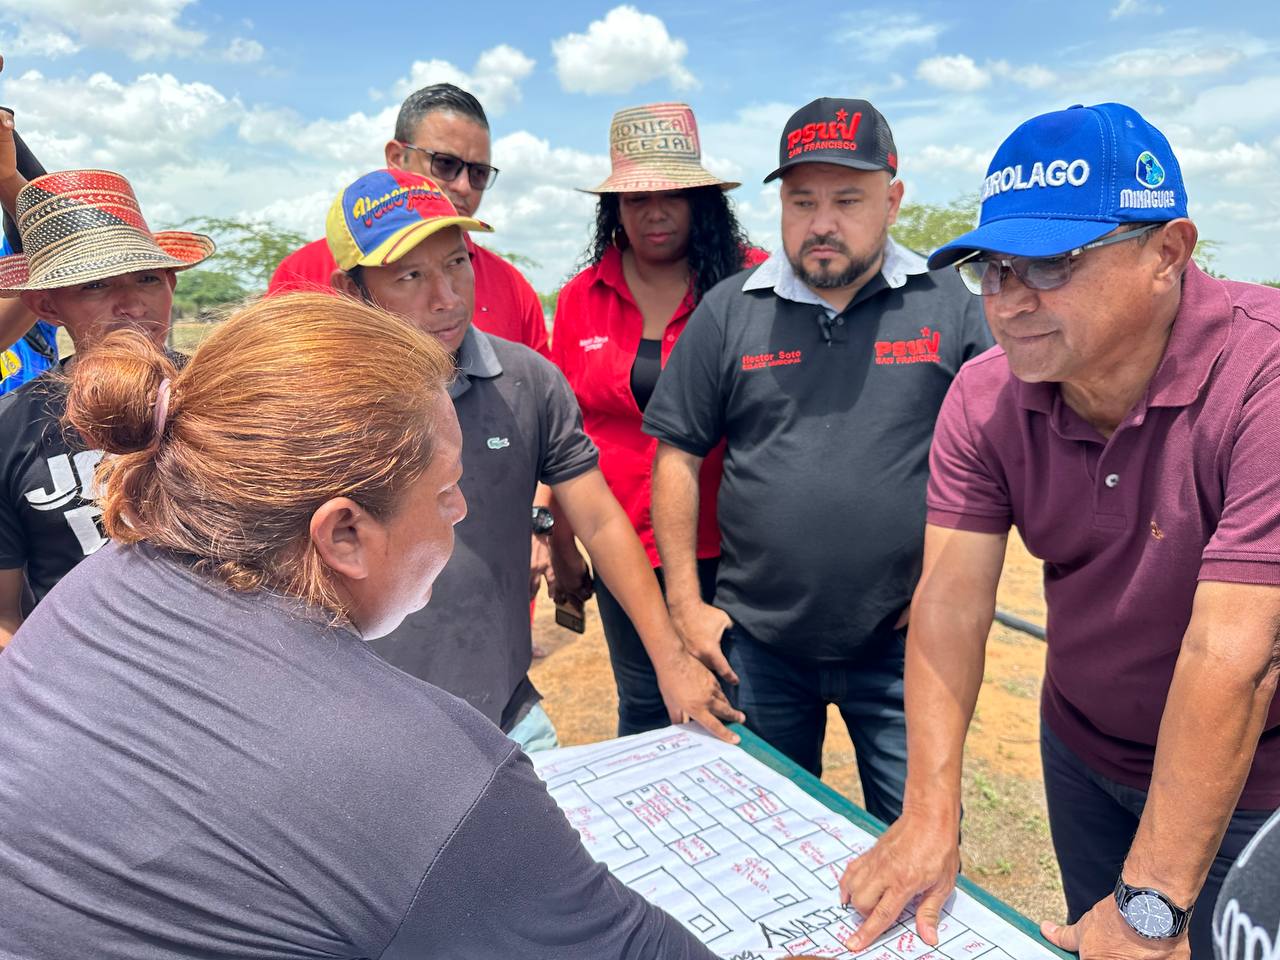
[730, 723, 1073, 960]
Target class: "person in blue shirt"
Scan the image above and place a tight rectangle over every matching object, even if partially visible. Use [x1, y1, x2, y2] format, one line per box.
[0, 237, 57, 395]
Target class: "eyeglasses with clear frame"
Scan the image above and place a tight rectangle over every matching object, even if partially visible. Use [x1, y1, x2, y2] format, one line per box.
[954, 223, 1161, 296]
[397, 143, 500, 191]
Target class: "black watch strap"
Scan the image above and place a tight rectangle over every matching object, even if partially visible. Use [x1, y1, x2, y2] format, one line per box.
[531, 506, 554, 535]
[1113, 876, 1193, 940]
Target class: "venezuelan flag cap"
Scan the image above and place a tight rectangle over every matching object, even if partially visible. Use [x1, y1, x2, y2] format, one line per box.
[325, 169, 492, 271]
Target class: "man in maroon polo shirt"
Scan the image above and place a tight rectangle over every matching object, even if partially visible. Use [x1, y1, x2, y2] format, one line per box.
[840, 103, 1280, 960]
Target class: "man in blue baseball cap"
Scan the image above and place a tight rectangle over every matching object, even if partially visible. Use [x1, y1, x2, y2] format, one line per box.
[839, 103, 1280, 960]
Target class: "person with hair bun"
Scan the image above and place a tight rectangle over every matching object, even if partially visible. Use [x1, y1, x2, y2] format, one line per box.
[0, 292, 724, 959]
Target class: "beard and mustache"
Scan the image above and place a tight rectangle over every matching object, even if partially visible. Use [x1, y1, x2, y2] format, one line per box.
[787, 228, 887, 289]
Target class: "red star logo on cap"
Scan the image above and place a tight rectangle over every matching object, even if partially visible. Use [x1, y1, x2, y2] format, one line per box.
[835, 109, 848, 123]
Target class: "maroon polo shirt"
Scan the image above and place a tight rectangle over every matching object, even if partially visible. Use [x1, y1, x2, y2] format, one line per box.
[927, 264, 1280, 808]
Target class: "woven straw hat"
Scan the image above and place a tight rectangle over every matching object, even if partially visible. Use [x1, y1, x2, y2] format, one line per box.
[0, 169, 214, 296]
[583, 102, 739, 194]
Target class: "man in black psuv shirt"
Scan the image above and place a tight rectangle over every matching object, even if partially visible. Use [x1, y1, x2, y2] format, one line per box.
[644, 98, 991, 823]
[0, 163, 213, 645]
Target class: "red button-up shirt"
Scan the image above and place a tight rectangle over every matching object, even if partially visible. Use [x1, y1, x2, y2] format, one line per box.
[266, 237, 550, 357]
[552, 245, 766, 567]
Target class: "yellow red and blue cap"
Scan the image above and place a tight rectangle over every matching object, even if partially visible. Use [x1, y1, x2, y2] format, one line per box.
[325, 169, 492, 271]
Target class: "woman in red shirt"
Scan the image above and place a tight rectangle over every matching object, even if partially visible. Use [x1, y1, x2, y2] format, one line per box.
[550, 103, 765, 736]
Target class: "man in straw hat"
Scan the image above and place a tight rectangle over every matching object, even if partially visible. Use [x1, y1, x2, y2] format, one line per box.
[644, 97, 991, 823]
[841, 103, 1280, 960]
[0, 153, 213, 646]
[327, 168, 743, 751]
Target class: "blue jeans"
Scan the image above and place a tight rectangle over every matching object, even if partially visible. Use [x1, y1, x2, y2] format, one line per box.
[595, 558, 719, 738]
[722, 624, 908, 825]
[1040, 723, 1275, 959]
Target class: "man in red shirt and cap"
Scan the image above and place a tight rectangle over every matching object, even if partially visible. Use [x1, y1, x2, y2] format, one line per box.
[268, 83, 547, 358]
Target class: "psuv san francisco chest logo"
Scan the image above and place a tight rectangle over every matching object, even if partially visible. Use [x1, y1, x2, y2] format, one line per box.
[1120, 150, 1175, 210]
[740, 349, 802, 372]
[875, 327, 941, 366]
[579, 335, 609, 353]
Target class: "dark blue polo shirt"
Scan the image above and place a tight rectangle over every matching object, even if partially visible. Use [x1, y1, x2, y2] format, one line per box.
[369, 327, 598, 729]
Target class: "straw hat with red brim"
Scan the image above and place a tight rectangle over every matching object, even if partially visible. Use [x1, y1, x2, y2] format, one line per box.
[0, 169, 214, 297]
[582, 102, 739, 194]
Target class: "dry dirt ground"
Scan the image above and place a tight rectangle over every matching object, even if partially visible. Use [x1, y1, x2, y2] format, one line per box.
[531, 534, 1063, 922]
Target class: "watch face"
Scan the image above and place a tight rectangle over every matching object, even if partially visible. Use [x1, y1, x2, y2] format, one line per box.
[1123, 893, 1176, 938]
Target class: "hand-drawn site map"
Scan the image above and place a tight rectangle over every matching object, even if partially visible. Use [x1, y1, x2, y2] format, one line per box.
[532, 725, 1062, 960]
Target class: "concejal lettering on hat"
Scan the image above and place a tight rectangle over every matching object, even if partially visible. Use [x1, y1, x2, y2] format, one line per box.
[0, 169, 215, 297]
[582, 102, 740, 195]
[764, 97, 899, 183]
[325, 168, 493, 272]
[928, 102, 1189, 269]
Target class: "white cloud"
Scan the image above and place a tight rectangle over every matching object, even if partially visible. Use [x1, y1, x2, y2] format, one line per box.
[1176, 140, 1272, 186]
[1111, 0, 1165, 19]
[902, 144, 990, 174]
[1104, 46, 1245, 79]
[989, 60, 1057, 89]
[916, 54, 989, 92]
[0, 24, 80, 59]
[1176, 74, 1280, 136]
[553, 6, 696, 95]
[391, 44, 535, 116]
[6, 69, 241, 167]
[242, 104, 397, 167]
[0, 0, 207, 61]
[222, 37, 264, 64]
[841, 13, 944, 62]
[916, 54, 1056, 92]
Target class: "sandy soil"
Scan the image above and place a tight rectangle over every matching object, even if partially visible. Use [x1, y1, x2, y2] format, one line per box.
[530, 532, 1063, 920]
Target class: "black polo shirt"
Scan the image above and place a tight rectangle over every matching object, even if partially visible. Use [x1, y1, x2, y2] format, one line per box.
[369, 328, 598, 729]
[642, 241, 992, 660]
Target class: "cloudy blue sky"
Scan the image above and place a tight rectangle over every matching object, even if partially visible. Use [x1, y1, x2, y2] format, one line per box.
[1, 0, 1276, 289]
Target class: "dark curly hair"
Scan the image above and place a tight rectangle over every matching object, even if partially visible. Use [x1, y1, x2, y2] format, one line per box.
[584, 186, 753, 301]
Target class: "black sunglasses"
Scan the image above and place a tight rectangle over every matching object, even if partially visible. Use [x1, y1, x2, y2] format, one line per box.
[398, 143, 499, 191]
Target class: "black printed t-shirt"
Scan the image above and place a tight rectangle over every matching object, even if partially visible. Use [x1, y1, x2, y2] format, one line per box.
[0, 542, 715, 959]
[369, 328, 598, 730]
[1213, 808, 1280, 960]
[642, 253, 992, 659]
[0, 363, 107, 601]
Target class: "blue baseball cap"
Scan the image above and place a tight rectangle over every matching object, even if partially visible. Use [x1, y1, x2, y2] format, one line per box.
[928, 103, 1187, 269]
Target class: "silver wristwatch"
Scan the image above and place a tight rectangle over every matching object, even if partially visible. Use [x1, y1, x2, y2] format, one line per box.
[1113, 876, 1192, 940]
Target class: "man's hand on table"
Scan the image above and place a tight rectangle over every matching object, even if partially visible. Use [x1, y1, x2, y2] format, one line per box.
[1042, 894, 1190, 960]
[652, 647, 744, 745]
[838, 807, 961, 951]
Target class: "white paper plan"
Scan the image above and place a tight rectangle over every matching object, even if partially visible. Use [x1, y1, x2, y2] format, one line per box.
[531, 725, 1062, 960]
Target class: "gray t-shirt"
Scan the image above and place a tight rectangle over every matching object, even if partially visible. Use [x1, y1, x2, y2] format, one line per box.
[370, 329, 598, 729]
[0, 542, 714, 960]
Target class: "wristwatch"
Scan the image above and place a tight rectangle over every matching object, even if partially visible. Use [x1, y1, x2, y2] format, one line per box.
[531, 506, 555, 536]
[1113, 876, 1192, 940]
